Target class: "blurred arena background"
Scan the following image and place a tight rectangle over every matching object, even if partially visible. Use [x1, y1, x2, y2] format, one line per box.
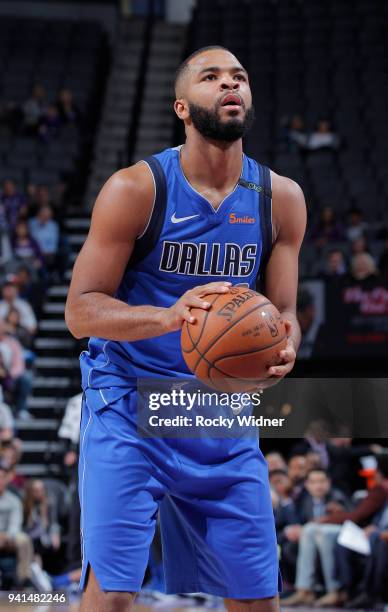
[0, 0, 387, 609]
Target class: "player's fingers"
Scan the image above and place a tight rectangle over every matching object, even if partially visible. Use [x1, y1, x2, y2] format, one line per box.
[279, 347, 296, 362]
[179, 305, 196, 325]
[184, 295, 211, 310]
[194, 281, 232, 296]
[268, 362, 292, 377]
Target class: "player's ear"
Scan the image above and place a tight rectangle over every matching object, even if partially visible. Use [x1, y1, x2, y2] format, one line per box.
[174, 98, 189, 120]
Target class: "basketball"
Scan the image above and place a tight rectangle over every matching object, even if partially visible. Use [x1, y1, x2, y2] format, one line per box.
[181, 286, 287, 391]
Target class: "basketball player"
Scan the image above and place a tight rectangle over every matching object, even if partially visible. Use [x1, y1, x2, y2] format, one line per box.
[65, 46, 306, 612]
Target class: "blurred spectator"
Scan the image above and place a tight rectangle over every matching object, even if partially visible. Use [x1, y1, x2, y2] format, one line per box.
[22, 85, 47, 135]
[0, 459, 33, 587]
[58, 393, 82, 571]
[296, 288, 324, 359]
[1, 439, 25, 496]
[304, 451, 322, 471]
[350, 253, 379, 282]
[309, 206, 344, 249]
[29, 206, 60, 276]
[12, 266, 43, 317]
[0, 279, 37, 336]
[317, 453, 388, 527]
[0, 318, 33, 420]
[316, 454, 388, 608]
[338, 503, 388, 609]
[282, 469, 350, 607]
[23, 479, 61, 571]
[287, 115, 308, 151]
[12, 221, 43, 274]
[5, 308, 34, 350]
[345, 207, 368, 242]
[287, 455, 308, 500]
[0, 392, 14, 441]
[350, 236, 371, 258]
[56, 88, 81, 125]
[0, 180, 27, 232]
[266, 451, 287, 473]
[38, 105, 61, 143]
[291, 420, 331, 470]
[306, 119, 340, 151]
[321, 248, 347, 278]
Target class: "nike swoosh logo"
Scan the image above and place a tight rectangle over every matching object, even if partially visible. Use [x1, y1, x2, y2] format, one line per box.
[171, 212, 200, 224]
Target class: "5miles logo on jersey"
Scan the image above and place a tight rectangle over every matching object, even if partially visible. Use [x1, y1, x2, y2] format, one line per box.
[229, 212, 256, 224]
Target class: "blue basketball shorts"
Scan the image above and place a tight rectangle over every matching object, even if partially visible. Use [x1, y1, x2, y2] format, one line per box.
[78, 389, 281, 598]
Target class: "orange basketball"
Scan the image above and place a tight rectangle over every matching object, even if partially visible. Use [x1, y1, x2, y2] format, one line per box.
[181, 286, 287, 391]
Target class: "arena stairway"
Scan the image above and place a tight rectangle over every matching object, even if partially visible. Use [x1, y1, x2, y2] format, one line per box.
[132, 20, 187, 161]
[16, 211, 89, 477]
[84, 17, 146, 210]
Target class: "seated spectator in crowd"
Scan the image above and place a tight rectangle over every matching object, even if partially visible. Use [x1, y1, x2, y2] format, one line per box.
[0, 318, 33, 420]
[0, 390, 15, 442]
[37, 105, 61, 143]
[287, 454, 308, 500]
[12, 221, 43, 275]
[56, 88, 81, 125]
[291, 420, 331, 470]
[306, 119, 340, 151]
[270, 469, 299, 587]
[305, 451, 323, 472]
[345, 206, 368, 242]
[350, 253, 379, 283]
[12, 266, 43, 317]
[23, 480, 61, 572]
[29, 206, 60, 278]
[350, 236, 371, 258]
[266, 451, 287, 473]
[338, 502, 388, 609]
[321, 248, 347, 278]
[0, 180, 27, 232]
[0, 278, 37, 336]
[317, 454, 388, 609]
[282, 468, 350, 608]
[309, 206, 344, 249]
[0, 459, 33, 587]
[0, 439, 25, 496]
[58, 392, 82, 574]
[5, 308, 34, 350]
[287, 115, 308, 151]
[22, 84, 47, 135]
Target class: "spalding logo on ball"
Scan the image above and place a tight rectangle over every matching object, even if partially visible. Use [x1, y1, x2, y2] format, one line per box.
[181, 286, 287, 392]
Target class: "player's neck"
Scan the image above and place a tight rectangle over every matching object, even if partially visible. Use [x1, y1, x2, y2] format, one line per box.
[180, 136, 243, 191]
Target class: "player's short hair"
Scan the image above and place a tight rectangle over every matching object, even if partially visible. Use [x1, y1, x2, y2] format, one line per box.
[174, 45, 231, 96]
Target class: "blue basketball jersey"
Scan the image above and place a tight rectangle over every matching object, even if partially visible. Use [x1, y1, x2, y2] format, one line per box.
[80, 146, 272, 410]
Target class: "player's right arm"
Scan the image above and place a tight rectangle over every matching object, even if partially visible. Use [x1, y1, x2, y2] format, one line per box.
[65, 164, 231, 341]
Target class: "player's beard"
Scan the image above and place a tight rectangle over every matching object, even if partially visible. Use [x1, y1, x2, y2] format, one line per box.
[188, 101, 255, 142]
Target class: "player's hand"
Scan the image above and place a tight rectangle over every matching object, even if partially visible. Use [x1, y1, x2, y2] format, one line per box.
[165, 281, 232, 332]
[380, 531, 388, 542]
[267, 320, 296, 379]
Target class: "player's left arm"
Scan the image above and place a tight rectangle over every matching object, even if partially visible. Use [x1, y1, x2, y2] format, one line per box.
[263, 172, 307, 378]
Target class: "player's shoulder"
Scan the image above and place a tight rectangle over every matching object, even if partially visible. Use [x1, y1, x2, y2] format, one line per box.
[269, 170, 307, 240]
[104, 161, 155, 198]
[270, 169, 305, 205]
[90, 161, 156, 239]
